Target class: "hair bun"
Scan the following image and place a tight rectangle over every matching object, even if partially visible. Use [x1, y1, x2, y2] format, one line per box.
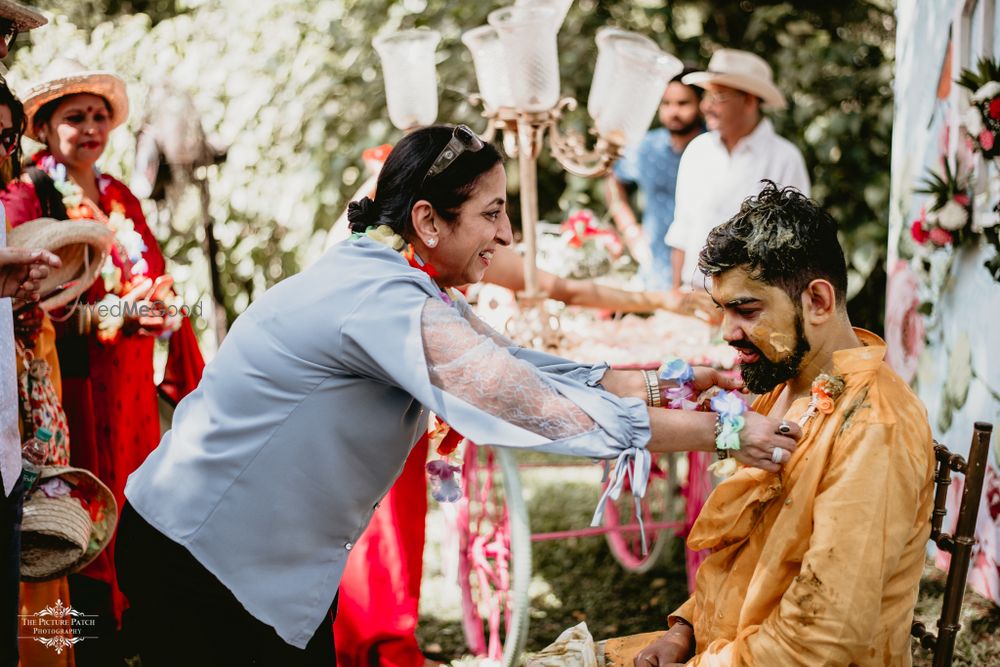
[347, 196, 378, 232]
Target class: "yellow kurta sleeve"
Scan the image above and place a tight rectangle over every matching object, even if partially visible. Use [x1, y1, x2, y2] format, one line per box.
[668, 596, 697, 627]
[689, 419, 928, 666]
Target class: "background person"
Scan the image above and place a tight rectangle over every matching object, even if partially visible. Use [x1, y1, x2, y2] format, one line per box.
[117, 125, 800, 666]
[666, 48, 810, 290]
[0, 5, 56, 666]
[0, 72, 80, 667]
[606, 67, 704, 291]
[0, 58, 204, 665]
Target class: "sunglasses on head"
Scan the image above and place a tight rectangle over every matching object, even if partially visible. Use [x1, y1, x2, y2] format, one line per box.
[421, 125, 485, 188]
[0, 128, 19, 158]
[0, 20, 17, 48]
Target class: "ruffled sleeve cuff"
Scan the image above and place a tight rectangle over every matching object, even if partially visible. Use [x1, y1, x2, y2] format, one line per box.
[585, 361, 610, 388]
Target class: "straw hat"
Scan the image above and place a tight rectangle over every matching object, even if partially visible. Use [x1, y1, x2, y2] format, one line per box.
[0, 0, 47, 31]
[8, 217, 113, 311]
[20, 466, 118, 582]
[683, 48, 787, 110]
[22, 58, 130, 141]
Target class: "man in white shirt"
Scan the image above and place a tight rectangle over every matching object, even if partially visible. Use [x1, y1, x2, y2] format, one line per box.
[666, 48, 810, 289]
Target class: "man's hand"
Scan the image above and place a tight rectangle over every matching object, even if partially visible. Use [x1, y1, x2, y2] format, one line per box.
[735, 411, 802, 473]
[633, 623, 694, 666]
[0, 248, 62, 301]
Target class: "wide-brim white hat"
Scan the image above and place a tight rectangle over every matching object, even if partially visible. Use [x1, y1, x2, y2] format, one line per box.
[0, 0, 46, 31]
[683, 48, 787, 110]
[22, 58, 129, 140]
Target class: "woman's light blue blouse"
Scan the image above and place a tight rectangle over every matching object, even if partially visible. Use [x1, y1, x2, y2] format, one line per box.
[125, 237, 651, 648]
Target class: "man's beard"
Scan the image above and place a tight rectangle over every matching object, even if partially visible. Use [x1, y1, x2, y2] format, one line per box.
[666, 117, 702, 136]
[732, 315, 811, 394]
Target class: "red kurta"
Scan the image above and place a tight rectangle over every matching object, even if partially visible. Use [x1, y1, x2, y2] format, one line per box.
[1, 174, 204, 622]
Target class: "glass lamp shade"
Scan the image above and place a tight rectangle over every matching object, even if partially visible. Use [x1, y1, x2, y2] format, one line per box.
[488, 6, 560, 112]
[462, 25, 515, 110]
[372, 29, 441, 130]
[514, 0, 573, 31]
[594, 42, 682, 147]
[588, 28, 659, 122]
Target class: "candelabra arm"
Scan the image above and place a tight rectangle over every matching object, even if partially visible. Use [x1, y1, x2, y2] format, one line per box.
[546, 97, 625, 178]
[466, 94, 500, 143]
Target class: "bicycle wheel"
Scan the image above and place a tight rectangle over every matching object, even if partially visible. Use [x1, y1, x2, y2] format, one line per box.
[603, 452, 683, 573]
[457, 442, 532, 667]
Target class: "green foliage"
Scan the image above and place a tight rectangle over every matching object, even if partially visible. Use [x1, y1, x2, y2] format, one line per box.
[9, 0, 894, 332]
[956, 56, 1000, 94]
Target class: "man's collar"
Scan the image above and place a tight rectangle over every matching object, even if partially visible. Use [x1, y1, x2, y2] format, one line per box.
[710, 117, 775, 153]
[830, 328, 886, 377]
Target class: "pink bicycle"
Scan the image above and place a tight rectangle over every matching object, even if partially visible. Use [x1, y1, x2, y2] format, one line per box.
[457, 442, 690, 665]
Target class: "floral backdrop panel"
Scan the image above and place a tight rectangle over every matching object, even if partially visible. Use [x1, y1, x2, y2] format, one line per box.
[889, 0, 1000, 604]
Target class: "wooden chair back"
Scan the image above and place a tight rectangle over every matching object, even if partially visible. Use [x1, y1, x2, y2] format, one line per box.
[911, 421, 993, 667]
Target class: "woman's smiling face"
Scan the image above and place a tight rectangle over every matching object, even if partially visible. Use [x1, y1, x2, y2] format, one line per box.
[42, 93, 112, 170]
[429, 163, 512, 287]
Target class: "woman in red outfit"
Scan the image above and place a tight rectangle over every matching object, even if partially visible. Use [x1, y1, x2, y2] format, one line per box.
[0, 59, 204, 666]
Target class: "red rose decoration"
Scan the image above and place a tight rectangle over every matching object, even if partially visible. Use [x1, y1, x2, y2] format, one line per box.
[911, 219, 929, 244]
[980, 128, 995, 151]
[928, 226, 953, 246]
[363, 144, 393, 165]
[989, 97, 1000, 120]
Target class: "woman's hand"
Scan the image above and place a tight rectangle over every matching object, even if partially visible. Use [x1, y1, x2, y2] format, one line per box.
[13, 304, 44, 342]
[633, 624, 694, 666]
[660, 288, 718, 320]
[123, 299, 170, 337]
[0, 248, 61, 302]
[734, 411, 801, 473]
[690, 366, 743, 393]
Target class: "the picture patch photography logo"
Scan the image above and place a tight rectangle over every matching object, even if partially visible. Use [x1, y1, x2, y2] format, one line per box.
[18, 598, 98, 654]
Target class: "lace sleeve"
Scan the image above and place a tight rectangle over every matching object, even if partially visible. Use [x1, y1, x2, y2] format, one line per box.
[453, 296, 514, 347]
[422, 298, 596, 440]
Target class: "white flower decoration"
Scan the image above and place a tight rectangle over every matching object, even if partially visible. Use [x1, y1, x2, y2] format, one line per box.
[965, 106, 984, 136]
[935, 199, 969, 231]
[972, 81, 1000, 103]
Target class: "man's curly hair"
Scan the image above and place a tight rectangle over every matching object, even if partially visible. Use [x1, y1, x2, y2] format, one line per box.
[697, 181, 848, 304]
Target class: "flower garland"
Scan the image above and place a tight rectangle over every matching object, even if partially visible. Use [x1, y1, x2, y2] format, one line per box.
[35, 153, 185, 342]
[352, 223, 465, 501]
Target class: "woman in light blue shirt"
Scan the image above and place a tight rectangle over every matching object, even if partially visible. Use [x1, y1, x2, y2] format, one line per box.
[116, 125, 800, 665]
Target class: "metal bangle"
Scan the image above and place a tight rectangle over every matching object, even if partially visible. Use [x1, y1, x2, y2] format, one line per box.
[644, 370, 661, 408]
[715, 413, 730, 459]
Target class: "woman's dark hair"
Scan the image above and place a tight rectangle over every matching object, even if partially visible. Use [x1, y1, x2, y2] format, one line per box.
[33, 93, 114, 138]
[347, 125, 503, 236]
[698, 180, 848, 304]
[0, 76, 26, 185]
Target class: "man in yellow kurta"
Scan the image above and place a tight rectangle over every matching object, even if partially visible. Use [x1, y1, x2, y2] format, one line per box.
[624, 182, 934, 666]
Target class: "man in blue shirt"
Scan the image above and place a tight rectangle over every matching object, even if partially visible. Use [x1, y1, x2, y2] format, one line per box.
[606, 67, 704, 290]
